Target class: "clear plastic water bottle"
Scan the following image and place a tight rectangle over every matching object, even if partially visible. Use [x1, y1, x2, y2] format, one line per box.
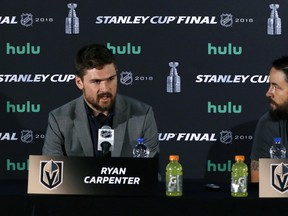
[231, 155, 248, 197]
[270, 137, 286, 158]
[132, 138, 150, 158]
[166, 155, 183, 196]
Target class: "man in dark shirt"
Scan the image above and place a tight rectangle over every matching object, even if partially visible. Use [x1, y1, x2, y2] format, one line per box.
[250, 56, 288, 182]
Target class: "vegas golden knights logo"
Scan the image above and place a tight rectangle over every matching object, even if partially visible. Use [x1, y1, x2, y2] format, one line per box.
[40, 160, 63, 190]
[271, 163, 288, 193]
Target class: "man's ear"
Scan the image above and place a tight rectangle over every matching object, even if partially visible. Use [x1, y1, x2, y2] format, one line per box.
[75, 76, 83, 90]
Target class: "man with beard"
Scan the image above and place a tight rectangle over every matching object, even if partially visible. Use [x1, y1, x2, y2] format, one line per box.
[42, 44, 159, 158]
[250, 56, 288, 182]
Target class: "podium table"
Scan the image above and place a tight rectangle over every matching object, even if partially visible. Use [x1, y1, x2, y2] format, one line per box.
[2, 180, 288, 216]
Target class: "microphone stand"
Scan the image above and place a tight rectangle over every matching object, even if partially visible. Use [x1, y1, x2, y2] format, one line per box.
[101, 142, 111, 157]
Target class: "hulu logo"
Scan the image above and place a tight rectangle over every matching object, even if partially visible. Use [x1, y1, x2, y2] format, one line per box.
[106, 42, 141, 55]
[207, 160, 232, 172]
[207, 43, 242, 55]
[208, 101, 242, 114]
[6, 159, 29, 171]
[6, 101, 41, 113]
[6, 42, 41, 55]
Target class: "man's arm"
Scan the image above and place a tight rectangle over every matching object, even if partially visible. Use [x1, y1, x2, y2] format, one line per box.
[143, 106, 159, 158]
[42, 112, 66, 156]
[250, 160, 259, 183]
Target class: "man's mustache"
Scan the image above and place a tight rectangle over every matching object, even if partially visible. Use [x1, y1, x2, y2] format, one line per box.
[268, 98, 277, 106]
[98, 92, 112, 98]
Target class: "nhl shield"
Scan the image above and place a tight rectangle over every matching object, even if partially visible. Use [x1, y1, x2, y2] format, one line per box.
[219, 130, 232, 144]
[20, 130, 33, 143]
[120, 72, 133, 85]
[20, 13, 33, 27]
[220, 13, 233, 27]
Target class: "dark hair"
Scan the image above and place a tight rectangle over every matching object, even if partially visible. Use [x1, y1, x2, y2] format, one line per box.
[272, 56, 288, 82]
[75, 44, 116, 79]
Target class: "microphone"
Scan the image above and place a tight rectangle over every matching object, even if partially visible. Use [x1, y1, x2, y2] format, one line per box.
[98, 125, 114, 157]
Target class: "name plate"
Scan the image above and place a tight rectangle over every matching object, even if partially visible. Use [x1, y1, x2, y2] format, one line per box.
[27, 155, 158, 196]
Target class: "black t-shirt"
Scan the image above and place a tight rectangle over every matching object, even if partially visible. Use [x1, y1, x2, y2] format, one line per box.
[250, 111, 288, 160]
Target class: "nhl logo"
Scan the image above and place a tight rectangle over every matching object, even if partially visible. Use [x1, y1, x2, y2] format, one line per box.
[220, 13, 233, 27]
[21, 130, 33, 143]
[120, 72, 133, 85]
[219, 130, 232, 144]
[100, 129, 112, 138]
[20, 13, 33, 27]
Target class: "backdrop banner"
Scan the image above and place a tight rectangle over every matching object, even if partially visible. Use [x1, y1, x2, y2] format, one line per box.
[0, 0, 285, 182]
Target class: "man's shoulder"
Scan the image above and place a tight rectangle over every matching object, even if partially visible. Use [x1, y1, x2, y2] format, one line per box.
[116, 94, 152, 114]
[258, 111, 271, 121]
[257, 111, 288, 128]
[117, 94, 150, 107]
[50, 96, 83, 114]
[257, 112, 275, 126]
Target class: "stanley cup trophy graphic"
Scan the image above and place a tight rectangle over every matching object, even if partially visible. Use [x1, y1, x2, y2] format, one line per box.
[267, 4, 281, 35]
[167, 62, 181, 93]
[65, 3, 79, 34]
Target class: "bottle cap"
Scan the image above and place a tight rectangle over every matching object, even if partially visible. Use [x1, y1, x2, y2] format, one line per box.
[235, 155, 245, 161]
[169, 155, 179, 161]
[137, 138, 144, 143]
[274, 137, 281, 142]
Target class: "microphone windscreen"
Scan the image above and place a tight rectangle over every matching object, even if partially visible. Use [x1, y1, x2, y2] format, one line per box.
[101, 125, 111, 129]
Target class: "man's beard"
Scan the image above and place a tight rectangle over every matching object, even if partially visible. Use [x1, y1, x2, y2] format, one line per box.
[85, 90, 115, 112]
[269, 98, 288, 120]
[92, 100, 114, 112]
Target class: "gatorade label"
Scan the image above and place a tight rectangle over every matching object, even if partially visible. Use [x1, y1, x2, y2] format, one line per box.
[231, 176, 247, 193]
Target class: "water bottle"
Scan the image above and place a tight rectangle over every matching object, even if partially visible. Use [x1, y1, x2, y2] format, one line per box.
[231, 155, 248, 197]
[270, 137, 286, 158]
[132, 138, 150, 158]
[166, 155, 183, 196]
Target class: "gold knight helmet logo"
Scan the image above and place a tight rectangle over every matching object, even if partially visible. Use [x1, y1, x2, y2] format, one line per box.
[271, 162, 288, 193]
[40, 160, 63, 190]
